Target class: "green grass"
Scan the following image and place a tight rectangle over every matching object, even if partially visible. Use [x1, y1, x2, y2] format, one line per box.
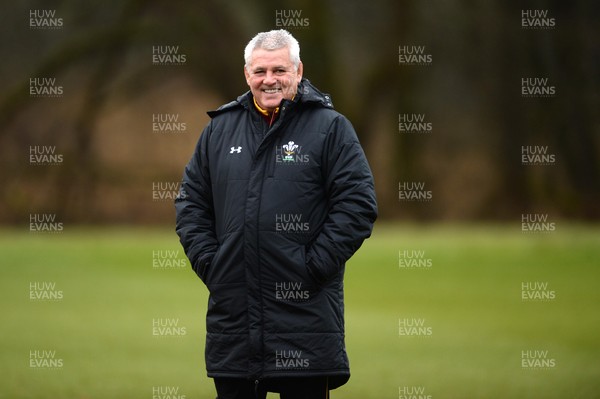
[1, 224, 599, 398]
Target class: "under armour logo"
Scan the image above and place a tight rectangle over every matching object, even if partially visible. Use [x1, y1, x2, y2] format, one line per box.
[230, 146, 242, 154]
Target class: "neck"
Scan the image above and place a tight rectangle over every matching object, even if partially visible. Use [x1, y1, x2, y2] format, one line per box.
[253, 97, 279, 117]
[253, 97, 281, 127]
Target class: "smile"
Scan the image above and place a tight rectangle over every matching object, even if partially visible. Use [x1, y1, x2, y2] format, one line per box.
[263, 88, 282, 94]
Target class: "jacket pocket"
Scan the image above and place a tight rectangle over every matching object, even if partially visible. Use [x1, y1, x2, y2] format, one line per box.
[193, 251, 215, 283]
[259, 234, 321, 295]
[200, 245, 222, 284]
[204, 231, 245, 286]
[304, 246, 324, 287]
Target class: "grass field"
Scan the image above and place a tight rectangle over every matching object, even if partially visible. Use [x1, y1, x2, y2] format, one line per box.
[1, 224, 599, 398]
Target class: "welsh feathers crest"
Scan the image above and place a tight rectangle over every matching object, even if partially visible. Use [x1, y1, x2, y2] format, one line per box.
[283, 141, 299, 156]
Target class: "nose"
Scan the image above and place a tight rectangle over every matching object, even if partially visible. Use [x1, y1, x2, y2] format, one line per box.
[263, 71, 277, 86]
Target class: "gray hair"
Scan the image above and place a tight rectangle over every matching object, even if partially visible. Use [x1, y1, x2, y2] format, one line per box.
[244, 30, 301, 71]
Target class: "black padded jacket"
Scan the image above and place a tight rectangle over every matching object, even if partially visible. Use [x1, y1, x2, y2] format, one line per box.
[175, 79, 377, 389]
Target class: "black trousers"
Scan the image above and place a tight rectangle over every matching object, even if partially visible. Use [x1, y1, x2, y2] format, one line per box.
[214, 377, 330, 399]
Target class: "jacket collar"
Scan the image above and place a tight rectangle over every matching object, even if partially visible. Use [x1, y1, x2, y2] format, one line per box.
[297, 78, 334, 109]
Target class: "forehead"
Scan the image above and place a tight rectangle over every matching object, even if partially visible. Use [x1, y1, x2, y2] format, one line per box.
[248, 47, 292, 69]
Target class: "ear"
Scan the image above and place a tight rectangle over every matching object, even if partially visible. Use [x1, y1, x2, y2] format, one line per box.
[296, 61, 303, 81]
[244, 66, 251, 86]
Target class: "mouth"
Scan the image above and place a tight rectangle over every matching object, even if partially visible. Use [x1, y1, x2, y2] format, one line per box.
[262, 88, 282, 94]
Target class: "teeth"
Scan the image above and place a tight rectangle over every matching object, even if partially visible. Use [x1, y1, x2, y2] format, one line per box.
[264, 89, 280, 93]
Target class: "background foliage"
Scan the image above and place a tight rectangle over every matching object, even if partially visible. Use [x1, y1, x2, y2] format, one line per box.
[1, 0, 598, 223]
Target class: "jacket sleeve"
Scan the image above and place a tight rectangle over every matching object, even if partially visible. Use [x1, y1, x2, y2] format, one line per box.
[306, 115, 378, 284]
[175, 122, 218, 281]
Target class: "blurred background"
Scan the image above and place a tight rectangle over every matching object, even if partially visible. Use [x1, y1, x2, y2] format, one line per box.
[1, 0, 598, 225]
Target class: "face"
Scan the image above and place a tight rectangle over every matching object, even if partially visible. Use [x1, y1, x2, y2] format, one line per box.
[244, 47, 303, 112]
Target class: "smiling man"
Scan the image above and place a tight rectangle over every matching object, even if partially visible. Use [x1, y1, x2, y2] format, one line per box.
[175, 30, 377, 399]
[244, 45, 302, 116]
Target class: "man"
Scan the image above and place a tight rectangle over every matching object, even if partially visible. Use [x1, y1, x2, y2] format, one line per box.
[175, 29, 377, 399]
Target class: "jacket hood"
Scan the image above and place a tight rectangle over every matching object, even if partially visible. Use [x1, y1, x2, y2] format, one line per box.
[208, 78, 333, 118]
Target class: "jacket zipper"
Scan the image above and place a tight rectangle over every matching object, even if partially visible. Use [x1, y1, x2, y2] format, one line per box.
[254, 379, 260, 398]
[264, 105, 288, 178]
